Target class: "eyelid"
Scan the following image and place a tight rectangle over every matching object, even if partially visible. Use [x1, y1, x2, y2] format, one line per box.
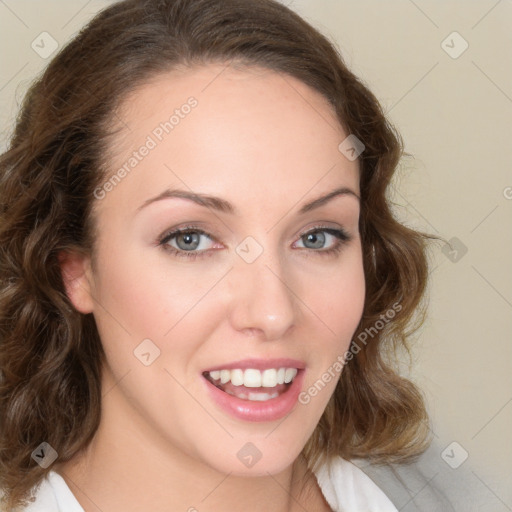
[158, 225, 217, 244]
[294, 226, 350, 243]
[293, 221, 350, 239]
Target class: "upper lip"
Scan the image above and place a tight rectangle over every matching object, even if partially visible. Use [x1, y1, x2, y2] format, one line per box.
[202, 358, 306, 373]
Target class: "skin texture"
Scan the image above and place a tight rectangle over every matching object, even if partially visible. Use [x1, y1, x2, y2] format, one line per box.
[58, 63, 365, 512]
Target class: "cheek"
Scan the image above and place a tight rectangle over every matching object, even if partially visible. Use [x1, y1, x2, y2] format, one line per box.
[89, 243, 224, 377]
[305, 248, 365, 345]
[90, 244, 193, 337]
[295, 250, 365, 412]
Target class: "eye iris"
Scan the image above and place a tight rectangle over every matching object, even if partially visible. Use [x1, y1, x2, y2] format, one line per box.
[176, 232, 200, 251]
[304, 231, 325, 249]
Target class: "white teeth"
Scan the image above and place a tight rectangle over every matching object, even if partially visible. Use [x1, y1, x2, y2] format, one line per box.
[248, 391, 279, 401]
[220, 369, 230, 384]
[261, 369, 277, 387]
[230, 369, 244, 386]
[207, 367, 299, 388]
[284, 368, 298, 384]
[243, 369, 262, 387]
[224, 389, 280, 401]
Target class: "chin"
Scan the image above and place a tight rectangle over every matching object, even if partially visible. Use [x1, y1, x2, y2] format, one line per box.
[191, 430, 310, 478]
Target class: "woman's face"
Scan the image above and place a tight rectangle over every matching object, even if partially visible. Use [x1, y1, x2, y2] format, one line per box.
[69, 63, 364, 476]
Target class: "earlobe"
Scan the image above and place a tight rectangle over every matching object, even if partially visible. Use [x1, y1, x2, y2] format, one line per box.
[58, 249, 95, 314]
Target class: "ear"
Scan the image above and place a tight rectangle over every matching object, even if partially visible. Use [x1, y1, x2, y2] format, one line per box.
[58, 249, 95, 314]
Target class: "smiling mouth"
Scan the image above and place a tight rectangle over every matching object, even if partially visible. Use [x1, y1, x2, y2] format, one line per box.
[202, 367, 299, 402]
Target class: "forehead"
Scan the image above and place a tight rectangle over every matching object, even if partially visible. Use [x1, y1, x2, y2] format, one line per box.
[96, 63, 359, 217]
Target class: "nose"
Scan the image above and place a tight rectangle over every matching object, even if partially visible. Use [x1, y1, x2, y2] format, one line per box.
[228, 252, 297, 341]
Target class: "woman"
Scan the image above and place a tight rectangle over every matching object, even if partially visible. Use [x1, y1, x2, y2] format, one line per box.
[0, 0, 433, 510]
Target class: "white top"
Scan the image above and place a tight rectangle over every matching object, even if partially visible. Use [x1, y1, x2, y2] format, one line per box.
[20, 457, 397, 512]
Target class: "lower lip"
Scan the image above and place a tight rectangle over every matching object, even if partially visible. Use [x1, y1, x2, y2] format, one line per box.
[202, 370, 305, 422]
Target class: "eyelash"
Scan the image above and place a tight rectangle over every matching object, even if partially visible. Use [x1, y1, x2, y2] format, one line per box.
[157, 224, 351, 261]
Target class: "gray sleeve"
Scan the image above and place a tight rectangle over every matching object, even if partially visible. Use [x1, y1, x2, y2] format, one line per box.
[353, 439, 510, 512]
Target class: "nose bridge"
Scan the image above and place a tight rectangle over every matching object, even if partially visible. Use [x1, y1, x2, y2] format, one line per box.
[228, 237, 297, 340]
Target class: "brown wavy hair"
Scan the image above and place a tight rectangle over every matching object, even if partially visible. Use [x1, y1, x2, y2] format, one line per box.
[0, 0, 435, 508]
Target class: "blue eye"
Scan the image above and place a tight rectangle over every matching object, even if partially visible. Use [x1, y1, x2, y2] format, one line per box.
[158, 227, 216, 260]
[294, 228, 350, 253]
[157, 225, 351, 260]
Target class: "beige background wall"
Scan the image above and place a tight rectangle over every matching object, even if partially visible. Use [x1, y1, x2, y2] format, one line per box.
[1, 0, 511, 509]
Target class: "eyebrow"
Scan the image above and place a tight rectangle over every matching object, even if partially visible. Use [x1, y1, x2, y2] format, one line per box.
[136, 186, 359, 216]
